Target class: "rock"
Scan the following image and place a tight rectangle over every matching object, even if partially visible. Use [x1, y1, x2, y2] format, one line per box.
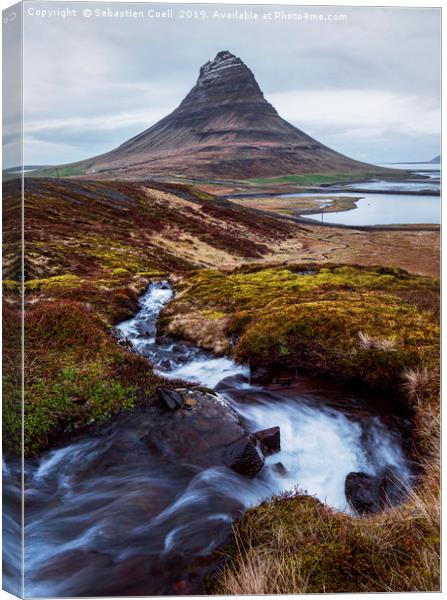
[345, 468, 406, 514]
[158, 388, 184, 411]
[271, 461, 287, 476]
[223, 437, 264, 478]
[143, 390, 265, 476]
[158, 359, 172, 371]
[250, 366, 274, 385]
[379, 466, 405, 506]
[345, 472, 383, 514]
[253, 426, 280, 456]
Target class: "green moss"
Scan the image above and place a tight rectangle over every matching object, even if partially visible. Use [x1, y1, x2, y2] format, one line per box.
[24, 365, 137, 455]
[26, 274, 81, 292]
[2, 279, 20, 291]
[163, 264, 439, 397]
[211, 491, 439, 593]
[112, 267, 130, 276]
[18, 299, 162, 456]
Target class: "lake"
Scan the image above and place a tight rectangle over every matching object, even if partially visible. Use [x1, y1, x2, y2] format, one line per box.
[283, 163, 441, 226]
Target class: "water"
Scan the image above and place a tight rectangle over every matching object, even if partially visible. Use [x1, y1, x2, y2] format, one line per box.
[291, 191, 440, 226]
[282, 164, 440, 226]
[5, 282, 412, 596]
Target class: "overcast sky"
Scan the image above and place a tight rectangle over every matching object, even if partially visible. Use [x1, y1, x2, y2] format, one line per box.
[10, 2, 442, 166]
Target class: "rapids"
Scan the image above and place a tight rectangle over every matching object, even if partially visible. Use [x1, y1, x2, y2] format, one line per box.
[3, 281, 413, 596]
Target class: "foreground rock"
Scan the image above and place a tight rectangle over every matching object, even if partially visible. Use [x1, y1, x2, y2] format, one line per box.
[143, 389, 265, 477]
[253, 426, 281, 456]
[158, 388, 184, 411]
[345, 468, 405, 514]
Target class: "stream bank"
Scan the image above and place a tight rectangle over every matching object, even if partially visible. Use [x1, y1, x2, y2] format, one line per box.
[5, 281, 415, 596]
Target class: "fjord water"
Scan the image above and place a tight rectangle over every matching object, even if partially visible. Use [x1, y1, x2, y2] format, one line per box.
[5, 282, 412, 596]
[288, 164, 440, 226]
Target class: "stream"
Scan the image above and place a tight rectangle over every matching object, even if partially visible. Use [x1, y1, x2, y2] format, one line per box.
[4, 281, 413, 597]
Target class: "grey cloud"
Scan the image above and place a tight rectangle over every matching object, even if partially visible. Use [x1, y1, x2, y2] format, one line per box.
[11, 2, 441, 166]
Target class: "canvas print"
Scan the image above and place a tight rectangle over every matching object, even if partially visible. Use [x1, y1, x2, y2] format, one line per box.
[2, 2, 441, 597]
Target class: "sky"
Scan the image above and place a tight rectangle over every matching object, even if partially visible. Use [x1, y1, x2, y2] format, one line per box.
[5, 2, 441, 167]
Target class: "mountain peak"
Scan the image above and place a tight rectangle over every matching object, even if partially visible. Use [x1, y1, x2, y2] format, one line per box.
[178, 50, 273, 115]
[198, 51, 244, 83]
[84, 52, 376, 179]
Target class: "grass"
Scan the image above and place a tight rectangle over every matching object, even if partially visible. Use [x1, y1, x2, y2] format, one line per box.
[166, 263, 439, 594]
[2, 177, 299, 456]
[245, 171, 405, 186]
[18, 298, 162, 456]
[160, 264, 439, 395]
[213, 457, 439, 593]
[2, 177, 440, 592]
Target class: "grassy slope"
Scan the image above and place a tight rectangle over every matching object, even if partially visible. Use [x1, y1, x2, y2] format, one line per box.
[161, 263, 440, 592]
[3, 178, 297, 456]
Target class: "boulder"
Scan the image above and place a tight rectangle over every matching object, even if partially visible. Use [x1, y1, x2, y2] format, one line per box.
[144, 390, 265, 476]
[253, 426, 281, 456]
[223, 437, 264, 477]
[345, 472, 383, 514]
[271, 461, 287, 476]
[158, 388, 184, 411]
[345, 468, 406, 514]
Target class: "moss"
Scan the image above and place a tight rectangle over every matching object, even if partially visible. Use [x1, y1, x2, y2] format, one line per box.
[2, 279, 20, 291]
[26, 274, 81, 292]
[17, 299, 162, 456]
[112, 267, 130, 276]
[211, 489, 440, 593]
[162, 264, 439, 398]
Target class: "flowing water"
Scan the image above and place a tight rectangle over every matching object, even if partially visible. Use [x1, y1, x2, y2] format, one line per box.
[4, 282, 413, 597]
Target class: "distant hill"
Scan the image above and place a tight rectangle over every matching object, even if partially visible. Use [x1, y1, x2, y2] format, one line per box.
[429, 155, 440, 164]
[53, 51, 391, 181]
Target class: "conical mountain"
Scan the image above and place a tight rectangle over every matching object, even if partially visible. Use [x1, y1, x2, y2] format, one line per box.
[82, 51, 381, 179]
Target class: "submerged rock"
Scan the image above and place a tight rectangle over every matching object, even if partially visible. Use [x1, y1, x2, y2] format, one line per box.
[253, 426, 281, 456]
[271, 461, 288, 476]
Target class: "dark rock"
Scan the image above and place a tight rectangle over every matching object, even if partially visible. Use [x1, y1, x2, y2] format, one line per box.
[253, 426, 280, 456]
[250, 366, 274, 385]
[158, 388, 184, 411]
[380, 466, 406, 506]
[271, 461, 287, 476]
[345, 472, 383, 514]
[158, 359, 172, 371]
[223, 437, 264, 477]
[345, 468, 407, 514]
[143, 390, 264, 476]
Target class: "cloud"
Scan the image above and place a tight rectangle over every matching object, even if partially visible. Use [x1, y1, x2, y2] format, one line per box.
[10, 2, 440, 166]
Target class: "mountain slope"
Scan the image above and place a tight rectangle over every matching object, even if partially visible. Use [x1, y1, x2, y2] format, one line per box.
[75, 51, 386, 180]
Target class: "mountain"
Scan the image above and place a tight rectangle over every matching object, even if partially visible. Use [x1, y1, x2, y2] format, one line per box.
[77, 51, 386, 180]
[429, 155, 440, 164]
